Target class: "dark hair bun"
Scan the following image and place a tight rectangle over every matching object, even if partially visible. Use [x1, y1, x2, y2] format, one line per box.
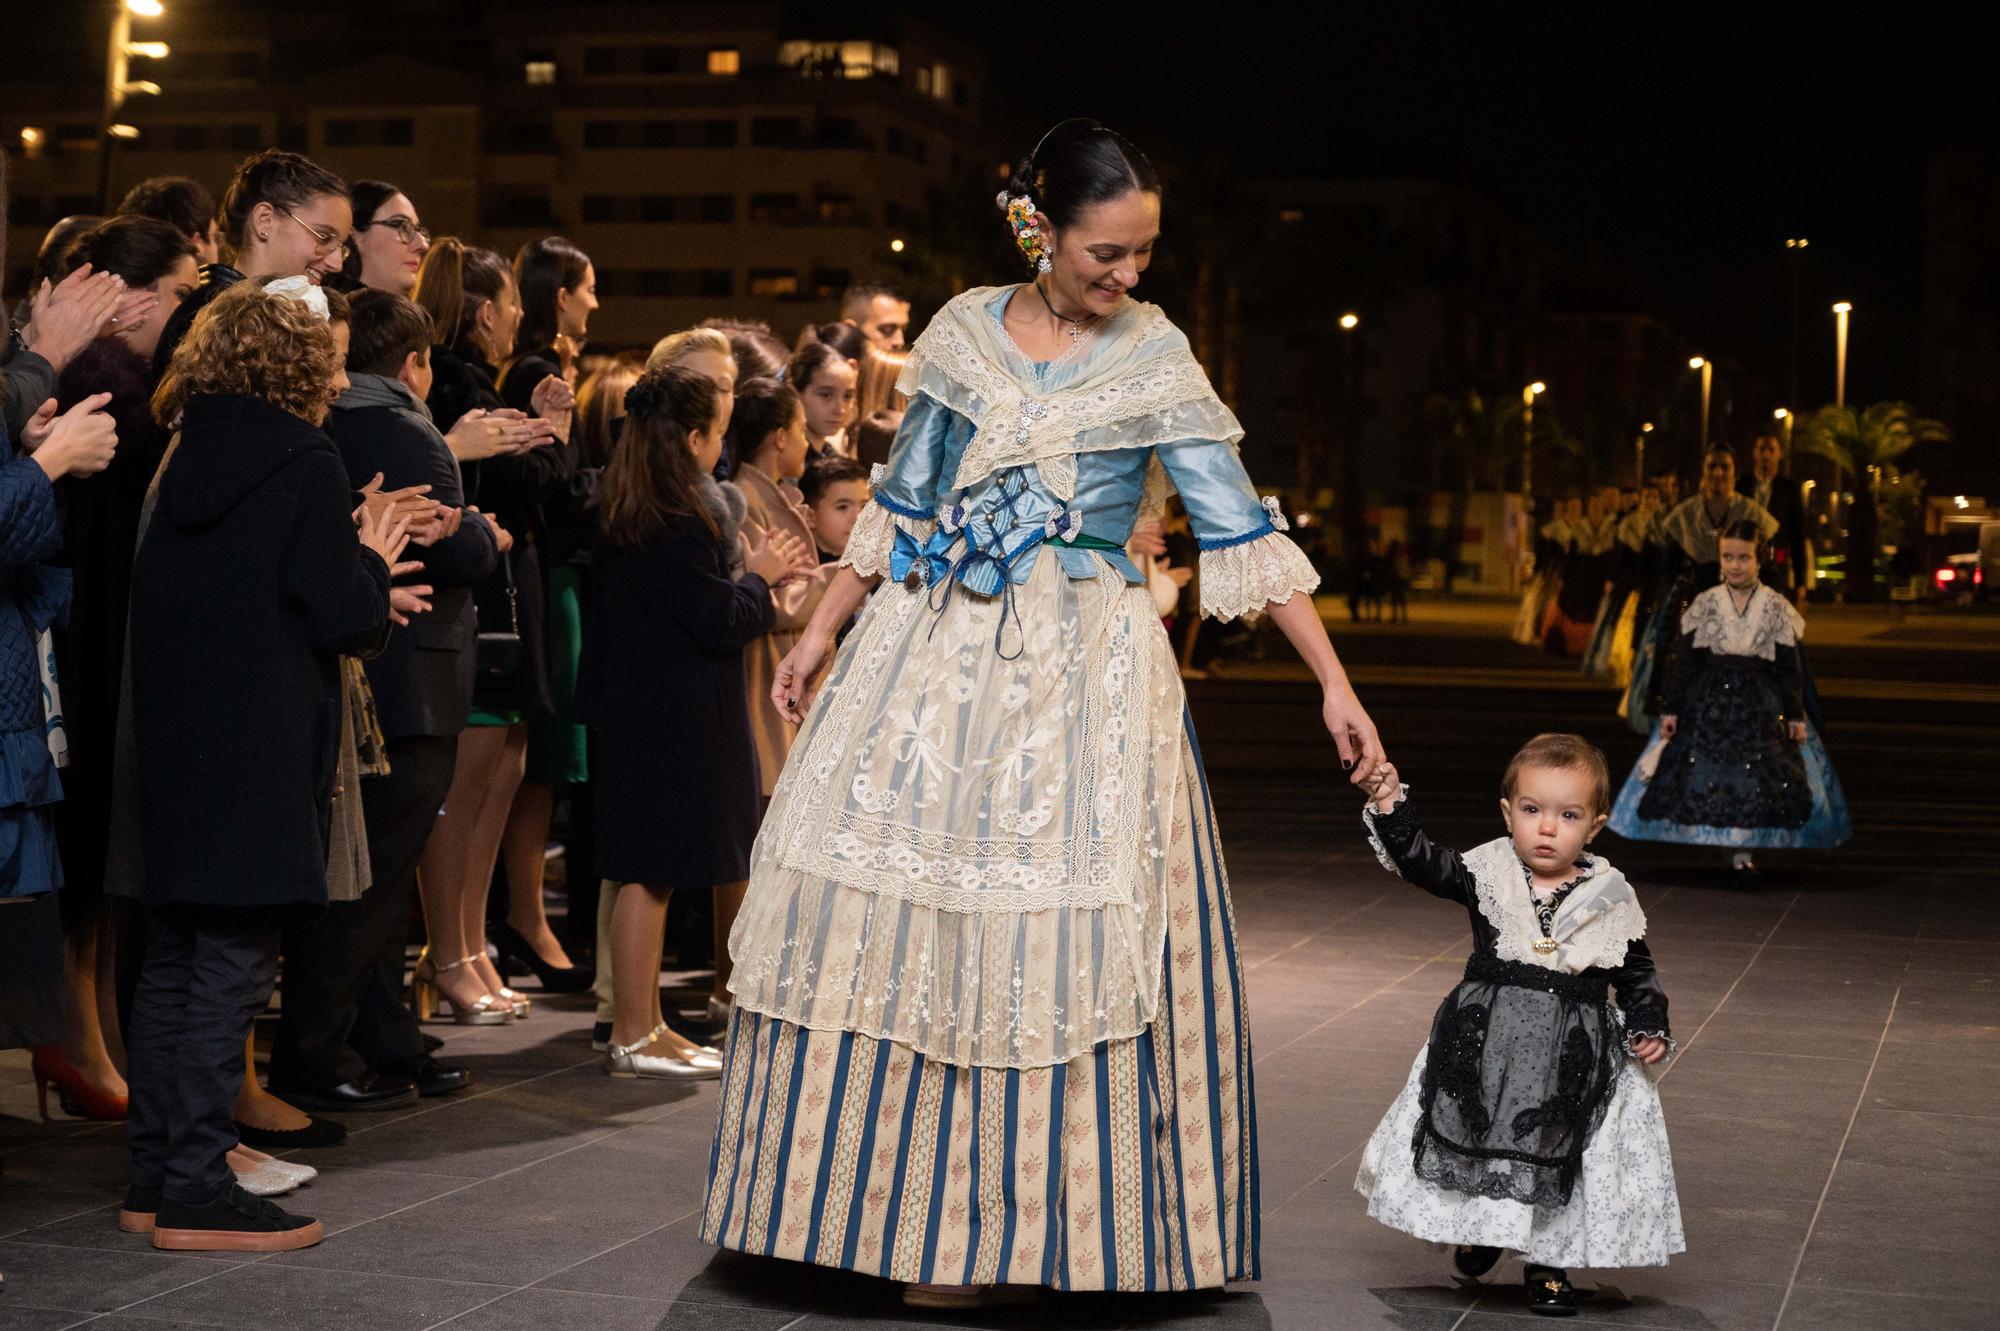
[997, 119, 1159, 233]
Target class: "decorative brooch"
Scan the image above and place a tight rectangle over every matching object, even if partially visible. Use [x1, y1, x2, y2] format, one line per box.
[998, 191, 1053, 273]
[1261, 494, 1291, 532]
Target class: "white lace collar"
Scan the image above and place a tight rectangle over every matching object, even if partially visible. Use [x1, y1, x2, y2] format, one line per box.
[896, 285, 1242, 500]
[1460, 838, 1646, 975]
[1681, 582, 1804, 661]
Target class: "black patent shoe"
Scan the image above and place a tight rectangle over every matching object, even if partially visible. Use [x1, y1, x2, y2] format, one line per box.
[378, 1055, 473, 1097]
[271, 1071, 418, 1114]
[1524, 1265, 1577, 1317]
[1454, 1244, 1501, 1278]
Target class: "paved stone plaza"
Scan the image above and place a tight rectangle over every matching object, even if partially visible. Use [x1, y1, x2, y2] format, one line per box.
[3, 605, 1994, 1330]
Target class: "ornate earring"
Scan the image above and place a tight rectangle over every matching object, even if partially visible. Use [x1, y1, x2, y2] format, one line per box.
[999, 193, 1052, 273]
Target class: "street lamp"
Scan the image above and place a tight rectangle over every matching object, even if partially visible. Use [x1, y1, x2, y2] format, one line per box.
[1521, 381, 1546, 495]
[1636, 421, 1654, 486]
[101, 0, 169, 208]
[1689, 356, 1712, 452]
[1831, 301, 1852, 407]
[888, 238, 905, 253]
[1338, 311, 1359, 330]
[1784, 238, 1808, 407]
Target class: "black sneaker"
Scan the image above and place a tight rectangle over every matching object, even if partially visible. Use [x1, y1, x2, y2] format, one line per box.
[1524, 1265, 1577, 1317]
[151, 1183, 325, 1252]
[119, 1183, 162, 1234]
[1454, 1244, 1501, 1278]
[591, 1021, 612, 1053]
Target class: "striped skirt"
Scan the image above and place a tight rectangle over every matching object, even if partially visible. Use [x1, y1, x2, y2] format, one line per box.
[701, 720, 1261, 1291]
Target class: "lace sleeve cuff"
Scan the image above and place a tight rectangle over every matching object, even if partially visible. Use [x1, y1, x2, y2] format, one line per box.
[1198, 529, 1321, 621]
[837, 498, 936, 579]
[1360, 785, 1413, 873]
[1621, 1008, 1675, 1056]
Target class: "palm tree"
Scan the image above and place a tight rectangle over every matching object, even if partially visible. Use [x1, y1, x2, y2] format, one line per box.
[1792, 402, 1950, 600]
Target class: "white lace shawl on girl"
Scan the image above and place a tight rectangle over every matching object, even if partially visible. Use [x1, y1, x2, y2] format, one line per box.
[1362, 813, 1647, 975]
[896, 285, 1244, 502]
[1679, 582, 1804, 661]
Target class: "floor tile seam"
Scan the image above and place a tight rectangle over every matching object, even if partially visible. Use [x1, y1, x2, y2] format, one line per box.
[1253, 941, 1465, 1066]
[2, 1198, 122, 1241]
[1264, 1142, 1363, 1214]
[522, 1207, 699, 1291]
[1785, 1278, 2000, 1305]
[1771, 985, 1902, 1330]
[1654, 891, 1800, 1087]
[1241, 887, 1398, 974]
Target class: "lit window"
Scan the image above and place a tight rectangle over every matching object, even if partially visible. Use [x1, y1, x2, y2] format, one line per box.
[524, 60, 556, 86]
[926, 63, 952, 101]
[748, 268, 799, 297]
[1279, 207, 1305, 223]
[707, 48, 740, 76]
[839, 41, 874, 79]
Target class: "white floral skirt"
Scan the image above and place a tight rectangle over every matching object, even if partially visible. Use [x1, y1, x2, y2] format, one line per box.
[730, 556, 1185, 1069]
[1354, 1046, 1685, 1269]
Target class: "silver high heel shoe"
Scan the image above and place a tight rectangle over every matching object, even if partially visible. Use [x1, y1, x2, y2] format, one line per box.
[605, 1023, 723, 1081]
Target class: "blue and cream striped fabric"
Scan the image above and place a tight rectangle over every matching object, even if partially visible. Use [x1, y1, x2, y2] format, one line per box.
[703, 720, 1260, 1291]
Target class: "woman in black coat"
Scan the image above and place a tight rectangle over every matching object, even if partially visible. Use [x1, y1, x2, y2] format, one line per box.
[123, 282, 401, 1252]
[575, 364, 810, 1080]
[42, 217, 197, 1117]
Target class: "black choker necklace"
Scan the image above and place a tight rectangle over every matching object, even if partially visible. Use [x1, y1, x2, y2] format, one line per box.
[1034, 278, 1095, 339]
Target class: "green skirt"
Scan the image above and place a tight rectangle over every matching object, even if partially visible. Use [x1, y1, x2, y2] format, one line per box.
[524, 562, 588, 786]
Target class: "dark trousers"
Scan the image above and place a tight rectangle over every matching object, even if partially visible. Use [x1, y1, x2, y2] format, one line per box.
[269, 735, 456, 1090]
[126, 904, 285, 1204]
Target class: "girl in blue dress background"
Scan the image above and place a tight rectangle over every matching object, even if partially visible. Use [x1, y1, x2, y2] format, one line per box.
[1609, 520, 1850, 873]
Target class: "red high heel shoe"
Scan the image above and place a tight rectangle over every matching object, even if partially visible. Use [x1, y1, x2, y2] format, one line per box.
[30, 1045, 128, 1122]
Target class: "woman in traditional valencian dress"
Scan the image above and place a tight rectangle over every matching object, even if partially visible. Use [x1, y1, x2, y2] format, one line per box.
[701, 120, 1388, 1304]
[1621, 447, 1775, 733]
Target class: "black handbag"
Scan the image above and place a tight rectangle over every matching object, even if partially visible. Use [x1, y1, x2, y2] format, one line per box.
[475, 553, 523, 688]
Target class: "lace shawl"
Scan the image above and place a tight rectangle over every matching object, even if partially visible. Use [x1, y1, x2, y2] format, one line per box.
[1459, 838, 1645, 974]
[1680, 582, 1804, 661]
[1660, 494, 1778, 563]
[897, 286, 1243, 500]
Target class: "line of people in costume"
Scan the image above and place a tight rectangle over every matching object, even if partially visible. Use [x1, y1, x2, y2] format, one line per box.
[1512, 433, 1849, 874]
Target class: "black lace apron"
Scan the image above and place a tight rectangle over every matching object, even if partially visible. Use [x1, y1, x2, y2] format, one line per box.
[1638, 654, 1813, 829]
[1414, 953, 1623, 1207]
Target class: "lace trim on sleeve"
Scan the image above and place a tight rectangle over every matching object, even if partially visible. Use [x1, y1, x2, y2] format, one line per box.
[1198, 529, 1320, 621]
[837, 497, 936, 579]
[1360, 784, 1413, 873]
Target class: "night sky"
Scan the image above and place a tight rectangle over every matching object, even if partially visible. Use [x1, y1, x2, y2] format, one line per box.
[7, 5, 1986, 410]
[916, 5, 1992, 410]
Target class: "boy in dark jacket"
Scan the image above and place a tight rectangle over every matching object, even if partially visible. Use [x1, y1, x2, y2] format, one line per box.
[126, 282, 399, 1252]
[269, 290, 502, 1110]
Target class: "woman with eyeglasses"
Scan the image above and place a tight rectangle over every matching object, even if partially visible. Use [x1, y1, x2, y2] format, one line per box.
[337, 181, 431, 298]
[150, 150, 352, 382]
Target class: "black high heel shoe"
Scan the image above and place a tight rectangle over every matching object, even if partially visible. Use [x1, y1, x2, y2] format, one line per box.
[491, 922, 594, 993]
